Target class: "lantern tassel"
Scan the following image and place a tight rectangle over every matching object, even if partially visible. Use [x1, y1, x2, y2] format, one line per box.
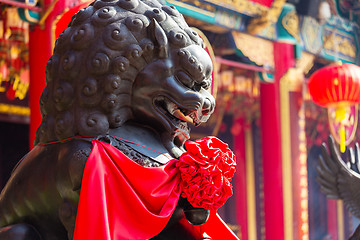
[340, 124, 345, 153]
[335, 107, 346, 153]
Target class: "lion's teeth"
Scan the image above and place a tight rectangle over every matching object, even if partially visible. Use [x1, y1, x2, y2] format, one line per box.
[172, 109, 193, 123]
[184, 115, 193, 123]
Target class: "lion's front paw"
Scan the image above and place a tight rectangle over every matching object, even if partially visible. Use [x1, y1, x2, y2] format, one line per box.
[184, 206, 210, 225]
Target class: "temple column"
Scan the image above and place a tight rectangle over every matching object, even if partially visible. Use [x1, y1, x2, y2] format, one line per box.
[260, 41, 295, 240]
[28, 0, 66, 148]
[233, 117, 248, 240]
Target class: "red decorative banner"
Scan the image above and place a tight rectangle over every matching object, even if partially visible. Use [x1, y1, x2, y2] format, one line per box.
[0, 8, 30, 123]
[250, 0, 273, 7]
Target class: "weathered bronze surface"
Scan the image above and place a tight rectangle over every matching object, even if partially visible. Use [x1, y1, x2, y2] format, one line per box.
[0, 0, 215, 239]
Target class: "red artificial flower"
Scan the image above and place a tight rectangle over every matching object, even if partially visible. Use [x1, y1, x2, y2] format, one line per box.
[177, 136, 236, 210]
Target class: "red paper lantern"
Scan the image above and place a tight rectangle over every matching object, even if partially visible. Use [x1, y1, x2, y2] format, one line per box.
[308, 63, 360, 107]
[308, 63, 360, 152]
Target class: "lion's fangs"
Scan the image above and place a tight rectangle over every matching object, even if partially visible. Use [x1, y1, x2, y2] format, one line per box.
[163, 98, 201, 126]
[172, 109, 193, 123]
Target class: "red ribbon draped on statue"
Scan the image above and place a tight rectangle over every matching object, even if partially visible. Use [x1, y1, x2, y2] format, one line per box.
[73, 140, 182, 240]
[73, 138, 239, 240]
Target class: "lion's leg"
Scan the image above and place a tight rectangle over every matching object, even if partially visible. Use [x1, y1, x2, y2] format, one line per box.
[0, 224, 41, 240]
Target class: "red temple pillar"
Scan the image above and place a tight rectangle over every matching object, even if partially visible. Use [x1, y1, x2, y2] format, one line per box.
[260, 42, 295, 240]
[327, 200, 338, 239]
[29, 0, 67, 148]
[233, 117, 248, 240]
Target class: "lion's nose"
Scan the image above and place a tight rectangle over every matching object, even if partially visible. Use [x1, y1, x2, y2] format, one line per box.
[202, 98, 214, 116]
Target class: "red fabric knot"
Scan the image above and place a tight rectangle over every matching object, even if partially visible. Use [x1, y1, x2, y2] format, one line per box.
[176, 136, 236, 210]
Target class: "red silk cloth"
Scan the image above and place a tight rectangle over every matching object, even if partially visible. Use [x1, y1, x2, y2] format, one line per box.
[73, 140, 181, 240]
[196, 211, 240, 240]
[73, 139, 239, 240]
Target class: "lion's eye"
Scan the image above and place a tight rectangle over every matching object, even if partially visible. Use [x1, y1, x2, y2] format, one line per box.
[176, 71, 195, 89]
[193, 83, 201, 91]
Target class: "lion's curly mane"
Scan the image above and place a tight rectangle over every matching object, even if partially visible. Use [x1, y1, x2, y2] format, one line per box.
[35, 0, 204, 144]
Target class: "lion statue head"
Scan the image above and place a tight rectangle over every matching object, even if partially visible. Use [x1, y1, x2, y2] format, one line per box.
[36, 0, 215, 157]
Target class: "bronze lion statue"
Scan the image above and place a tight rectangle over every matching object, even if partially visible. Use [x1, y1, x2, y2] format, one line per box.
[0, 0, 216, 239]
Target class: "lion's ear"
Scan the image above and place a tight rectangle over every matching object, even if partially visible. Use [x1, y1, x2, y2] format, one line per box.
[149, 19, 168, 59]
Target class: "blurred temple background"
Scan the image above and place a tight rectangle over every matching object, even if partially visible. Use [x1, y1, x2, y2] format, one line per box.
[1, 0, 360, 239]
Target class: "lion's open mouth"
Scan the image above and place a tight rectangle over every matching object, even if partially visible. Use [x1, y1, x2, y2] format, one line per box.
[154, 96, 201, 128]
